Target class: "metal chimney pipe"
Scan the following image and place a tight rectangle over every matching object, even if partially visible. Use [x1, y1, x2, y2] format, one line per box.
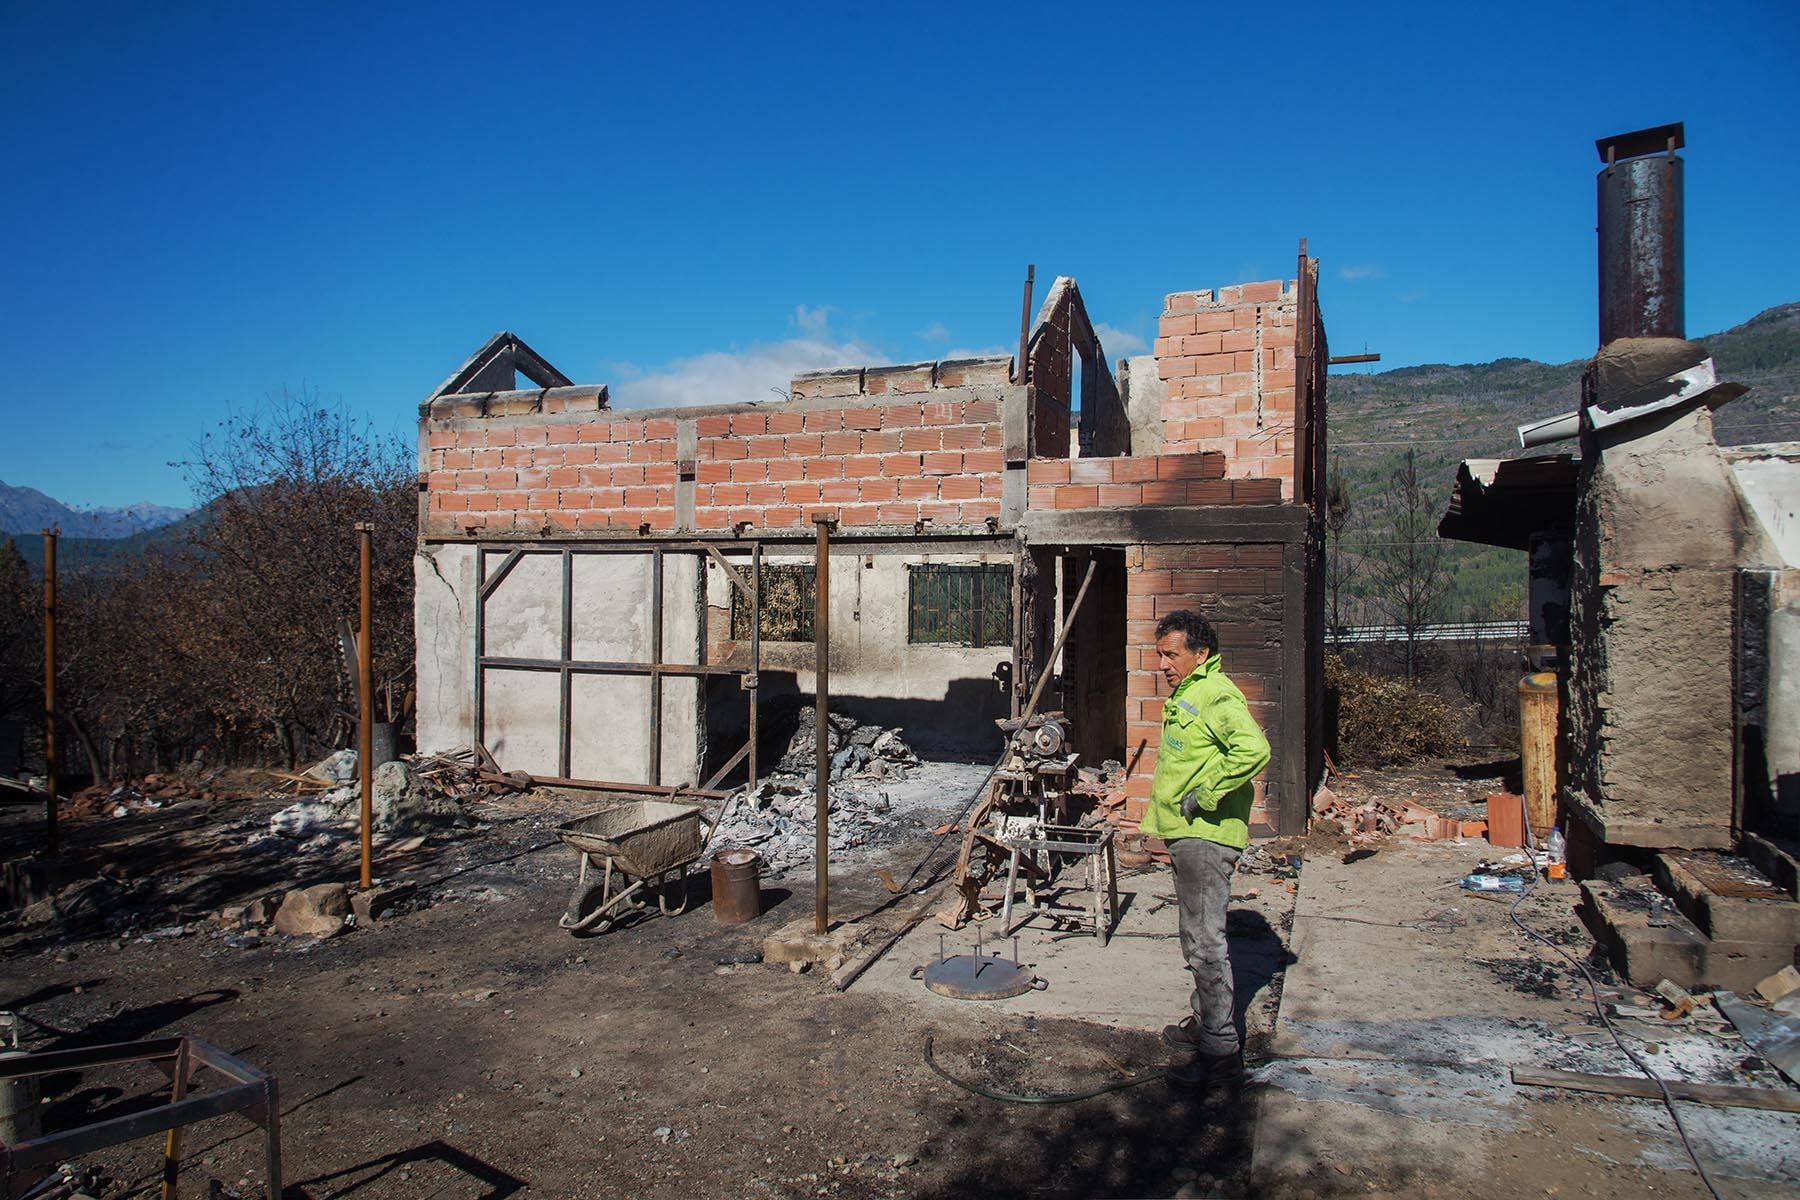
[1596, 122, 1684, 345]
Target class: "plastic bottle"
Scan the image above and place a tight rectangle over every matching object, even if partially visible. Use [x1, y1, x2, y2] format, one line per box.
[1546, 827, 1566, 863]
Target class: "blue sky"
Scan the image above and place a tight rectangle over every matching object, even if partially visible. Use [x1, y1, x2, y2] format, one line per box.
[3, 1, 1796, 508]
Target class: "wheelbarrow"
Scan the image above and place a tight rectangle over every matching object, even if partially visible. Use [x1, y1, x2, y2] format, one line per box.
[556, 799, 712, 935]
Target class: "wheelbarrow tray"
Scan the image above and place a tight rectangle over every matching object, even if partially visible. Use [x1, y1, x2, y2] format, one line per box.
[556, 800, 705, 879]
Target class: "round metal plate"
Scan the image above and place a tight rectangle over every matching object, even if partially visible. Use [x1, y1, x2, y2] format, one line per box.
[921, 953, 1036, 1000]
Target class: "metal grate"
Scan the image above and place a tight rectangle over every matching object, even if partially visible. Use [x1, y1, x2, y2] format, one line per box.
[732, 563, 815, 642]
[908, 564, 1012, 647]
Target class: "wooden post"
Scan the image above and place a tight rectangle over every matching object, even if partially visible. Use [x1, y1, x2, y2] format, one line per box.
[356, 523, 375, 890]
[41, 528, 58, 855]
[1520, 671, 1560, 844]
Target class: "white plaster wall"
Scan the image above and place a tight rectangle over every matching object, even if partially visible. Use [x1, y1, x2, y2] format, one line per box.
[1730, 452, 1800, 569]
[414, 544, 702, 786]
[415, 543, 476, 755]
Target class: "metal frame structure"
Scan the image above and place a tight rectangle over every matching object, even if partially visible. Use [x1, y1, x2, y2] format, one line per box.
[0, 1037, 281, 1200]
[472, 541, 765, 800]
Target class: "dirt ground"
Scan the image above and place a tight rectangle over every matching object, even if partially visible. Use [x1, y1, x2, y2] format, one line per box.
[8, 754, 1792, 1199]
[3, 773, 1278, 1200]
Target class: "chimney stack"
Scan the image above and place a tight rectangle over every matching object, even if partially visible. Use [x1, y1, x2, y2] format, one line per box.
[1596, 122, 1684, 346]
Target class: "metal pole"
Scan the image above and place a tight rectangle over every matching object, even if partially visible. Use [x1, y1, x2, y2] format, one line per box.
[813, 516, 832, 935]
[1017, 264, 1035, 383]
[356, 522, 374, 891]
[41, 528, 57, 855]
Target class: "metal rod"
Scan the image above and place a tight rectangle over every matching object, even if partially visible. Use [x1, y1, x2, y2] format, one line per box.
[813, 515, 832, 935]
[559, 548, 573, 780]
[477, 656, 746, 678]
[1022, 559, 1097, 720]
[1017, 264, 1035, 383]
[650, 548, 664, 787]
[41, 528, 57, 854]
[748, 540, 761, 793]
[473, 547, 486, 755]
[356, 522, 374, 891]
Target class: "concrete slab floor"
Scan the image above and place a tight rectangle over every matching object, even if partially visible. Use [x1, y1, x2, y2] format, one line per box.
[850, 856, 1298, 1039]
[1252, 840, 1800, 1198]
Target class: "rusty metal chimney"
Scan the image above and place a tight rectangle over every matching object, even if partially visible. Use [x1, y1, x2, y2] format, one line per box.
[1596, 122, 1684, 345]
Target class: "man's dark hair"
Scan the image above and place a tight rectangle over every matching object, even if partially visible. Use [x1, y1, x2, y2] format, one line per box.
[1155, 610, 1218, 656]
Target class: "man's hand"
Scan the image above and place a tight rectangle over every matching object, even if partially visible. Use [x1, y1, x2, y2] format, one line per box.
[1181, 791, 1201, 822]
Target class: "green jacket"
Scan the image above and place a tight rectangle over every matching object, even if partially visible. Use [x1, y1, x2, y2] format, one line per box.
[1140, 653, 1271, 849]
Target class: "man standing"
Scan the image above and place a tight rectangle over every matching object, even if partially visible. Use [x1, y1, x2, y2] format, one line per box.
[1140, 609, 1270, 1088]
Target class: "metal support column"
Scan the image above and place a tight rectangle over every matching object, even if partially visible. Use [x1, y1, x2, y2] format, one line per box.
[356, 522, 374, 890]
[41, 528, 57, 855]
[813, 516, 833, 935]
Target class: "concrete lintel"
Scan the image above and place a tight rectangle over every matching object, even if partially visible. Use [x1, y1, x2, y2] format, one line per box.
[427, 532, 1017, 557]
[1019, 504, 1310, 547]
[422, 382, 1024, 433]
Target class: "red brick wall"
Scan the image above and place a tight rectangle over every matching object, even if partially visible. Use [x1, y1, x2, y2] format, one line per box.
[1023, 452, 1282, 510]
[420, 358, 1014, 538]
[1153, 280, 1299, 500]
[688, 398, 1003, 532]
[1117, 543, 1286, 838]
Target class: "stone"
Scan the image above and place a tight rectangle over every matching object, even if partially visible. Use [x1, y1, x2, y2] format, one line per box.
[1757, 966, 1800, 1005]
[761, 917, 861, 968]
[1653, 852, 1800, 944]
[373, 761, 463, 834]
[350, 883, 416, 926]
[311, 749, 358, 784]
[273, 883, 351, 938]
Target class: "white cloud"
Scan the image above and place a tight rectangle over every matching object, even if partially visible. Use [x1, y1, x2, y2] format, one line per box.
[1093, 322, 1148, 355]
[1338, 264, 1384, 281]
[608, 307, 886, 408]
[916, 320, 951, 343]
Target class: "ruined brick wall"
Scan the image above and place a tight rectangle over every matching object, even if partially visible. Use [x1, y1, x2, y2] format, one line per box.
[1120, 544, 1287, 837]
[1153, 280, 1300, 499]
[1024, 454, 1290, 837]
[419, 358, 1016, 539]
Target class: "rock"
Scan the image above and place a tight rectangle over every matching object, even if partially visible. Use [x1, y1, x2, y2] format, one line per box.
[351, 883, 417, 925]
[892, 1154, 917, 1169]
[269, 802, 340, 839]
[272, 883, 351, 938]
[373, 761, 463, 834]
[244, 895, 278, 926]
[310, 749, 358, 784]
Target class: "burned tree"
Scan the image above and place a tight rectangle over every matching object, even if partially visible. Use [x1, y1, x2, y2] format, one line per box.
[1365, 448, 1449, 681]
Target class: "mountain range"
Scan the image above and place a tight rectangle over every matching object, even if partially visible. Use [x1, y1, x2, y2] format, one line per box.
[0, 481, 191, 540]
[1325, 300, 1800, 617]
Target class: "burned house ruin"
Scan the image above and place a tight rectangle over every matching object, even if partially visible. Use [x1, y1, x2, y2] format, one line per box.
[412, 257, 1328, 842]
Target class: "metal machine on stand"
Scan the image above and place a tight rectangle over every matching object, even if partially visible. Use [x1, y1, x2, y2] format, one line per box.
[937, 711, 1117, 943]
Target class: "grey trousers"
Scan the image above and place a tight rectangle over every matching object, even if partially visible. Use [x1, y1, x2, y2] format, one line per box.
[1169, 836, 1242, 1056]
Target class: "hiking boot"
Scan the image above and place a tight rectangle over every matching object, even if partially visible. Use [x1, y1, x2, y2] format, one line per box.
[1161, 1016, 1206, 1051]
[1164, 1049, 1245, 1091]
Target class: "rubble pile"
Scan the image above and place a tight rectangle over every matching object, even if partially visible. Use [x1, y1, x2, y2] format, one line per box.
[258, 752, 475, 852]
[1311, 785, 1484, 848]
[708, 710, 920, 877]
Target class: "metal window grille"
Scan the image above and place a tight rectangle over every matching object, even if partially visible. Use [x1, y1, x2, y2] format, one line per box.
[907, 564, 1012, 647]
[732, 563, 816, 642]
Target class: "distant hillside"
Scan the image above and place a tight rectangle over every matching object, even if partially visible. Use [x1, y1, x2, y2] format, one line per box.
[1326, 301, 1800, 620]
[0, 481, 192, 540]
[7, 509, 204, 571]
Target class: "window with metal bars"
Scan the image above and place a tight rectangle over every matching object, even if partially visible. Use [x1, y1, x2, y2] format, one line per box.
[907, 564, 1012, 647]
[730, 563, 816, 642]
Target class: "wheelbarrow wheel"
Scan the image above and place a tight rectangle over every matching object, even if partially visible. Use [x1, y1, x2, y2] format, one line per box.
[562, 882, 615, 936]
[658, 870, 689, 916]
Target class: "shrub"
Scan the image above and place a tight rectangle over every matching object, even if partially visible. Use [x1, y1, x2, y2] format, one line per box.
[1326, 653, 1461, 768]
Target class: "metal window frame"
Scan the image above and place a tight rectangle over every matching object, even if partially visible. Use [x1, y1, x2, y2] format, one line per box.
[906, 562, 1013, 648]
[473, 541, 763, 799]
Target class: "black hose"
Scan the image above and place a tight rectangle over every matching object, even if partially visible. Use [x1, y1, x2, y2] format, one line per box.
[922, 1035, 1162, 1105]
